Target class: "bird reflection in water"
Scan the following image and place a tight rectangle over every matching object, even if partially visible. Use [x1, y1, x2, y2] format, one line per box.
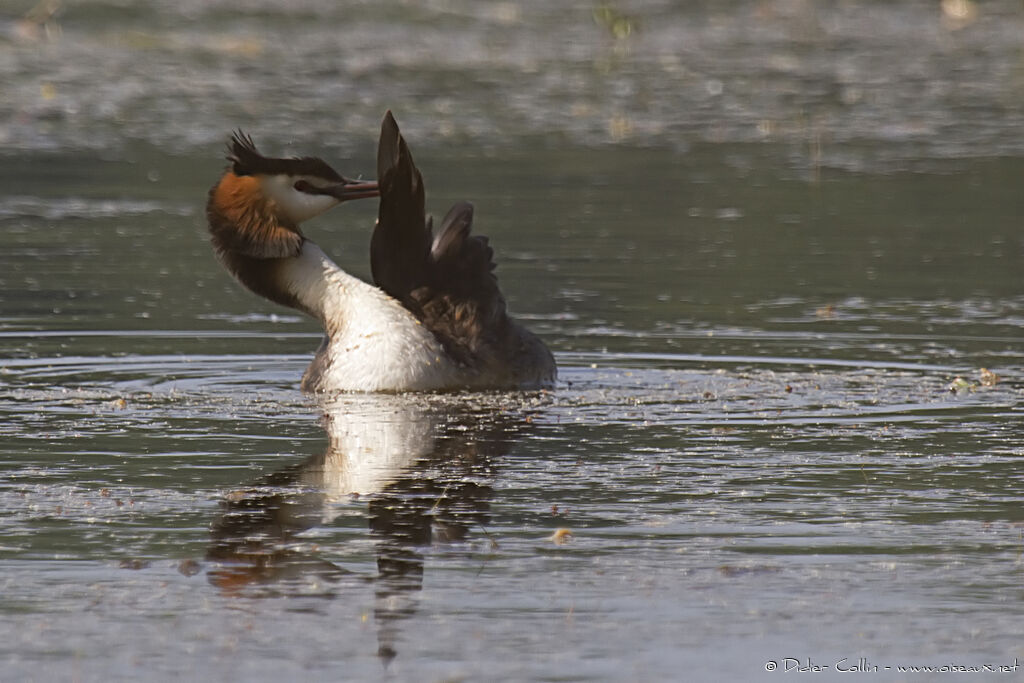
[205, 392, 541, 662]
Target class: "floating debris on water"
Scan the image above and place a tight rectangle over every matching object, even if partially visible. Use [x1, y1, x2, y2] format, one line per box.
[177, 559, 202, 577]
[948, 368, 1001, 394]
[947, 376, 972, 394]
[549, 528, 573, 545]
[593, 3, 638, 40]
[119, 559, 150, 571]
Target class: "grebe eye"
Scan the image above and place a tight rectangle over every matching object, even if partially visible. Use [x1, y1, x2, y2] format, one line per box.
[294, 179, 312, 193]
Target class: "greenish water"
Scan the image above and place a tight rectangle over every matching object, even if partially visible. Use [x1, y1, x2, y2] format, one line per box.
[2, 1, 1024, 681]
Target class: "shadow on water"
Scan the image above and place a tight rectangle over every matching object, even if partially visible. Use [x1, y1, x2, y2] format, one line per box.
[205, 393, 537, 664]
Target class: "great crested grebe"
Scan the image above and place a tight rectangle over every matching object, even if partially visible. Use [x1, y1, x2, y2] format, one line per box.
[205, 111, 556, 393]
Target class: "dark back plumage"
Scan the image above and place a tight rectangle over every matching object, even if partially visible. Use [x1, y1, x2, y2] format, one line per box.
[372, 112, 510, 369]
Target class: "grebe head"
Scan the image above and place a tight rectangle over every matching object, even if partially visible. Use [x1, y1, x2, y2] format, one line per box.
[207, 131, 379, 259]
[226, 132, 379, 223]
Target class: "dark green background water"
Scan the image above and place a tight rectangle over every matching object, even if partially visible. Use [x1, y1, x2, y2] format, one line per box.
[2, 1, 1023, 680]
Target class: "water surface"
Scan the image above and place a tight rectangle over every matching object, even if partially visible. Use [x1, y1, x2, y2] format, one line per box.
[2, 1, 1024, 680]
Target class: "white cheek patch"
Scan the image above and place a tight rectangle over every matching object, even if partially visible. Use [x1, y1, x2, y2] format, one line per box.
[261, 175, 340, 224]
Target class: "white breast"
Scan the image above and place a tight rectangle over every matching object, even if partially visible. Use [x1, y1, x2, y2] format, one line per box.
[278, 242, 467, 392]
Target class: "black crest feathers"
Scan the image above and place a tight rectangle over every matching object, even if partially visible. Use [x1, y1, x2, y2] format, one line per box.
[226, 130, 342, 182]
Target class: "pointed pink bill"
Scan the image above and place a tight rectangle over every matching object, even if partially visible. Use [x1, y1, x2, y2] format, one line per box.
[323, 179, 380, 202]
[294, 178, 380, 202]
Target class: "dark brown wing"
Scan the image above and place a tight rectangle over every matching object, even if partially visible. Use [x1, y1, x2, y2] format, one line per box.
[371, 112, 431, 302]
[372, 111, 508, 367]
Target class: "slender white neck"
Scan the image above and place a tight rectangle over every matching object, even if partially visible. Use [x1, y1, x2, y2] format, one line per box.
[275, 241, 380, 336]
